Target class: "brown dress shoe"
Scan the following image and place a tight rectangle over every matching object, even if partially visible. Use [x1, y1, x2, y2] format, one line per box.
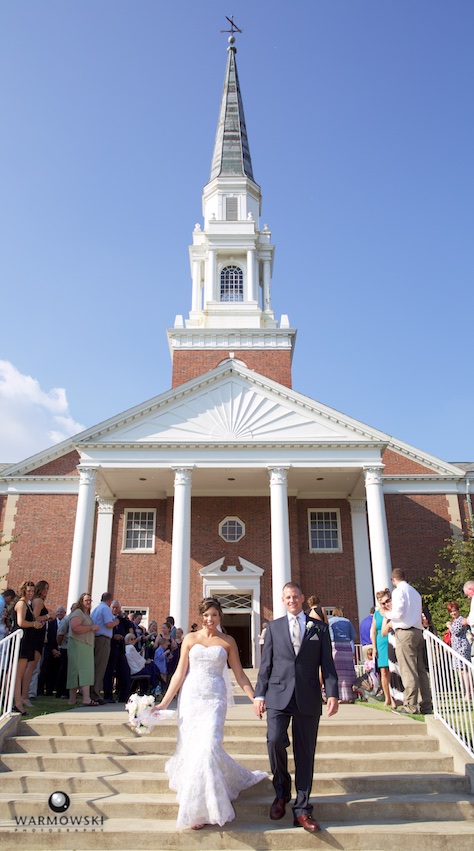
[269, 796, 290, 820]
[293, 813, 321, 832]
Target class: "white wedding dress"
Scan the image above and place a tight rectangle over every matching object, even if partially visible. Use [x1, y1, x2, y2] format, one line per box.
[165, 644, 267, 828]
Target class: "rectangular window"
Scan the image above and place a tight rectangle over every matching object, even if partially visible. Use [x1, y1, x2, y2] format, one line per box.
[308, 509, 342, 553]
[123, 509, 156, 552]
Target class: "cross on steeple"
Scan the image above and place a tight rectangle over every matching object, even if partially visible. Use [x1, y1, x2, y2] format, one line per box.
[220, 16, 242, 36]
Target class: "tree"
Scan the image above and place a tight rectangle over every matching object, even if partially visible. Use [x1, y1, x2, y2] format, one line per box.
[413, 526, 474, 635]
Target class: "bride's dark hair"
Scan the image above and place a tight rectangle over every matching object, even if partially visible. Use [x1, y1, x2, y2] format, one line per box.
[199, 597, 224, 619]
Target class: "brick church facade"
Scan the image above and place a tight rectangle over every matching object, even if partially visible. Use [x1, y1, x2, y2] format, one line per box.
[1, 38, 472, 666]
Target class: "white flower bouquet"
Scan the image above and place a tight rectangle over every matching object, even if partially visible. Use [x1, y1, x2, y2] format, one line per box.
[125, 693, 176, 735]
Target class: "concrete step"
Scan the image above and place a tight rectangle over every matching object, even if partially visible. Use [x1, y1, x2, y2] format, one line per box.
[0, 769, 469, 796]
[3, 732, 439, 756]
[0, 749, 456, 774]
[2, 819, 474, 851]
[0, 790, 473, 823]
[18, 716, 426, 740]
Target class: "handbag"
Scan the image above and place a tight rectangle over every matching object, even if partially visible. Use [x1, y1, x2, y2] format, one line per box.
[443, 629, 452, 646]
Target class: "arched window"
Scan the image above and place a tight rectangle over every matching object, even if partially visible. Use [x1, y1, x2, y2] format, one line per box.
[220, 265, 243, 302]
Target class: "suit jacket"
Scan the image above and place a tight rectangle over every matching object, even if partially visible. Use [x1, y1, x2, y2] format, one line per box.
[255, 614, 338, 715]
[44, 617, 59, 651]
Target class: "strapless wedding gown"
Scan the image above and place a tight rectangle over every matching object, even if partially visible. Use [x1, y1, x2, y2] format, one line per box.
[165, 644, 267, 828]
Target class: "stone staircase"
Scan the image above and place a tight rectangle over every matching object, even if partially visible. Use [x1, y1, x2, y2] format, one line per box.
[0, 693, 473, 850]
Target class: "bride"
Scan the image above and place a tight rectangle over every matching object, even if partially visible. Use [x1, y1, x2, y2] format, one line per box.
[154, 597, 267, 830]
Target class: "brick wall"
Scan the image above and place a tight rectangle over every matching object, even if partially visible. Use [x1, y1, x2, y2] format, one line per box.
[172, 350, 293, 389]
[6, 494, 77, 610]
[296, 499, 358, 630]
[385, 493, 452, 581]
[382, 448, 438, 475]
[109, 499, 172, 625]
[25, 450, 80, 476]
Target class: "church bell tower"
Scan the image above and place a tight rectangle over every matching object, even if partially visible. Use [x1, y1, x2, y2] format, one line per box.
[167, 36, 296, 389]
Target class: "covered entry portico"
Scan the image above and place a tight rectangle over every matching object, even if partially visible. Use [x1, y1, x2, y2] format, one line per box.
[65, 361, 395, 630]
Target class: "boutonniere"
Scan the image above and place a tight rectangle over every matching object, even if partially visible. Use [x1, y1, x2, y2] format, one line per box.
[305, 622, 314, 633]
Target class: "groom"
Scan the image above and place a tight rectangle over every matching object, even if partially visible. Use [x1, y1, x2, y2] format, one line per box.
[254, 582, 339, 833]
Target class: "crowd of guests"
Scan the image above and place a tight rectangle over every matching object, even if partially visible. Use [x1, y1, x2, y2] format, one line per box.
[3, 570, 474, 717]
[0, 582, 183, 714]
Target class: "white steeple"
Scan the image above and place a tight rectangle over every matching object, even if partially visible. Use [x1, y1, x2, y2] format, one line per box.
[168, 36, 295, 368]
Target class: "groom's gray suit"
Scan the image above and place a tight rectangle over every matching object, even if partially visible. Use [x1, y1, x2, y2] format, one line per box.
[255, 611, 338, 818]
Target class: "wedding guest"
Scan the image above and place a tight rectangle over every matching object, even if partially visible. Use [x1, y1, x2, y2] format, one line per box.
[67, 593, 100, 706]
[103, 600, 131, 703]
[328, 607, 357, 703]
[0, 589, 15, 638]
[371, 589, 392, 707]
[90, 592, 119, 704]
[22, 580, 51, 707]
[124, 633, 158, 688]
[446, 601, 472, 701]
[390, 568, 432, 715]
[307, 595, 328, 623]
[12, 581, 41, 714]
[38, 605, 66, 695]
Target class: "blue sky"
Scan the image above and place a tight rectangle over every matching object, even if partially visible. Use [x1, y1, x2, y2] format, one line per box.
[1, 1, 472, 464]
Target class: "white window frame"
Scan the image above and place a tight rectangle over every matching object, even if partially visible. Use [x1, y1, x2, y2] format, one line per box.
[219, 516, 246, 543]
[219, 265, 244, 302]
[121, 606, 150, 630]
[308, 508, 343, 553]
[122, 509, 156, 553]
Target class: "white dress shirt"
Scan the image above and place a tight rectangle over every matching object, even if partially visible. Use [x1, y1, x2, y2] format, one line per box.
[390, 581, 423, 630]
[468, 596, 474, 628]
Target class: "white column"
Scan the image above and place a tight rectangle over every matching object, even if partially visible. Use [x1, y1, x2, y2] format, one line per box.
[348, 498, 374, 625]
[205, 249, 216, 303]
[246, 249, 255, 301]
[263, 259, 272, 311]
[67, 467, 97, 612]
[169, 467, 193, 632]
[364, 467, 392, 596]
[191, 260, 201, 311]
[91, 497, 116, 605]
[268, 467, 291, 618]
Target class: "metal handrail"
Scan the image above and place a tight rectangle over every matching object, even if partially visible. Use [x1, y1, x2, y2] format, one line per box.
[0, 630, 23, 723]
[424, 629, 474, 758]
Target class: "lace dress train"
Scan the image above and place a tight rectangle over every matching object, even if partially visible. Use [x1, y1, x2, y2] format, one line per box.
[165, 644, 267, 828]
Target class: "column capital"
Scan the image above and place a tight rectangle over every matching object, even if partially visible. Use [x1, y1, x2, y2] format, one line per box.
[268, 467, 290, 486]
[96, 496, 116, 514]
[348, 498, 367, 514]
[363, 466, 384, 486]
[172, 467, 193, 486]
[77, 466, 98, 487]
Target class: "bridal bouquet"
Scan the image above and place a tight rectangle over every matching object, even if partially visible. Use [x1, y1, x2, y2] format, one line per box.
[125, 693, 176, 735]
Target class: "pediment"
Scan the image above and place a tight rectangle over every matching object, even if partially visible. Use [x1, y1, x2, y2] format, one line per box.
[200, 557, 264, 577]
[84, 371, 385, 446]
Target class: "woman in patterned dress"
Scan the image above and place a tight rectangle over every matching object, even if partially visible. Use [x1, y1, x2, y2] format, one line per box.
[446, 601, 472, 701]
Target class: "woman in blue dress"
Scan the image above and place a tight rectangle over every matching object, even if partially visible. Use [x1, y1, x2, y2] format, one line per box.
[371, 589, 392, 706]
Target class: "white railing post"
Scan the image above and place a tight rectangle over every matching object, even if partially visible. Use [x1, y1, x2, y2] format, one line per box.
[424, 630, 474, 758]
[0, 630, 23, 722]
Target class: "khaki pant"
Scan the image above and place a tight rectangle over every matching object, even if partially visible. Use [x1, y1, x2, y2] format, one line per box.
[395, 628, 432, 713]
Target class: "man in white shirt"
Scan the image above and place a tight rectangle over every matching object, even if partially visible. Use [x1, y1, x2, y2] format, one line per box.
[463, 581, 474, 628]
[390, 568, 432, 715]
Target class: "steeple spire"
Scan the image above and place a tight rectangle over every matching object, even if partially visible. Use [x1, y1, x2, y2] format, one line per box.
[167, 35, 296, 390]
[210, 36, 254, 182]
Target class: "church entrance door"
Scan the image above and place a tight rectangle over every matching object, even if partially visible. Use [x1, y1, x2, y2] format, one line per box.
[222, 612, 252, 667]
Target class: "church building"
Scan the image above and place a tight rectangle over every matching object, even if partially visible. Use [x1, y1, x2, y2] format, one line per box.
[1, 37, 472, 666]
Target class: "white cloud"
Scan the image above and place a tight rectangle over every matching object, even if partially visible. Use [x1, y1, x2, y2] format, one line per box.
[0, 361, 85, 463]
